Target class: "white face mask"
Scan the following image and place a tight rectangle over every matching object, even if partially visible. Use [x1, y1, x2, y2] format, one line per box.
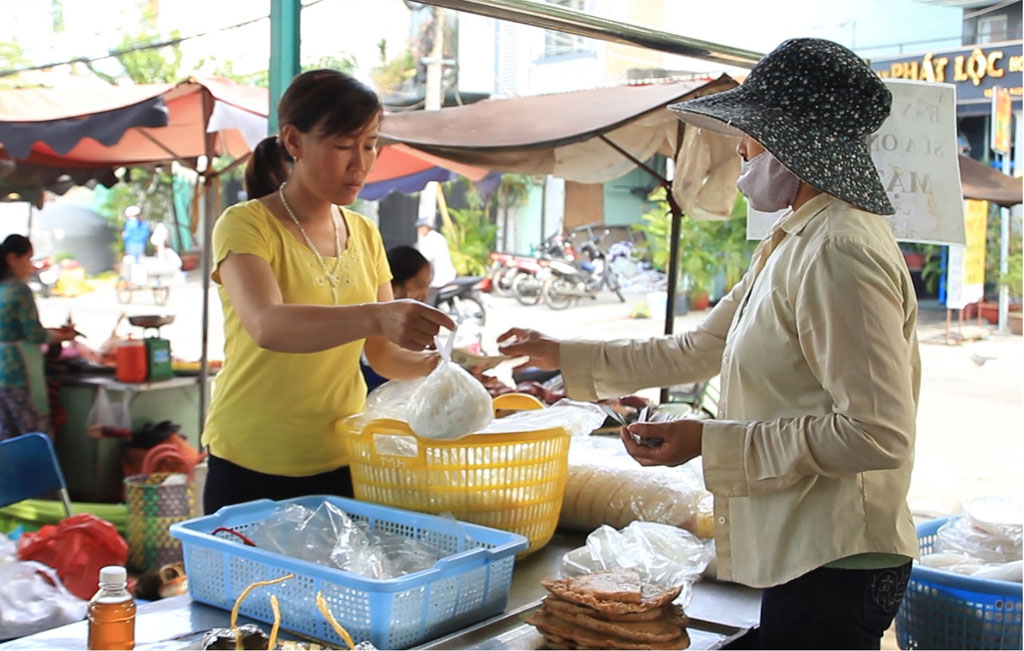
[736, 150, 801, 212]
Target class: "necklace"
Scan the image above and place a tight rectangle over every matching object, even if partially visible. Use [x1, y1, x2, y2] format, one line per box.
[279, 181, 344, 303]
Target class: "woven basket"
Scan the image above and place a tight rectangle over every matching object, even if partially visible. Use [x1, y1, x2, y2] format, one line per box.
[125, 472, 193, 572]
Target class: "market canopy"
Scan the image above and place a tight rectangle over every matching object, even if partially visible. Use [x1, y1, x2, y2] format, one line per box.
[0, 78, 485, 204]
[0, 77, 268, 170]
[380, 75, 737, 190]
[959, 154, 1023, 207]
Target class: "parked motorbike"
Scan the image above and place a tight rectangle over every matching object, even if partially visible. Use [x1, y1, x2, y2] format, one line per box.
[486, 252, 521, 297]
[28, 255, 58, 297]
[435, 276, 487, 328]
[499, 233, 577, 306]
[541, 231, 625, 310]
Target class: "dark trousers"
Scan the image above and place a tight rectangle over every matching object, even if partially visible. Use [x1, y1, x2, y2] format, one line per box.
[758, 562, 912, 650]
[203, 455, 354, 514]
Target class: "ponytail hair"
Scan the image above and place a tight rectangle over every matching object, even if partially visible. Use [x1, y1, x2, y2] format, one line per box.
[244, 69, 382, 200]
[0, 234, 32, 280]
[244, 136, 292, 200]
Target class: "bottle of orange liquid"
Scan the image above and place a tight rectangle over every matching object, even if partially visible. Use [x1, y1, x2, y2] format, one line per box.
[87, 566, 136, 650]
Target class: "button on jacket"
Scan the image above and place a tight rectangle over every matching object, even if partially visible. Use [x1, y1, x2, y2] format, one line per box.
[561, 194, 920, 588]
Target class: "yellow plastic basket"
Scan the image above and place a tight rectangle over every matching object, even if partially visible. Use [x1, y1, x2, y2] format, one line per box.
[337, 396, 570, 556]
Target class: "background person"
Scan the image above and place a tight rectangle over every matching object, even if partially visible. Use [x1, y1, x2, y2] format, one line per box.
[416, 216, 456, 305]
[361, 245, 433, 392]
[121, 205, 149, 263]
[203, 69, 454, 513]
[0, 235, 75, 439]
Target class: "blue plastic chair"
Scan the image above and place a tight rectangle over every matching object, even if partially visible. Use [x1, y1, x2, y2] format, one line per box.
[0, 433, 72, 517]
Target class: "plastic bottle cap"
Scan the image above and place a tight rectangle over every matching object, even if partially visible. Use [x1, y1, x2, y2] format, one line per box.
[100, 566, 127, 585]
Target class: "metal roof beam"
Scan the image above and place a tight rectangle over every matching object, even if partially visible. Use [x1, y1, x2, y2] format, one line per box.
[417, 0, 762, 68]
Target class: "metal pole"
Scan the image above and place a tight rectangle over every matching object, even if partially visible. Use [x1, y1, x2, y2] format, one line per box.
[540, 176, 548, 244]
[416, 0, 761, 67]
[269, 0, 301, 134]
[998, 151, 1011, 332]
[197, 89, 218, 438]
[418, 6, 446, 225]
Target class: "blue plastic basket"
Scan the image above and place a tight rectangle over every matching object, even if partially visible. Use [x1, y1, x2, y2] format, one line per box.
[896, 517, 1022, 650]
[169, 495, 529, 649]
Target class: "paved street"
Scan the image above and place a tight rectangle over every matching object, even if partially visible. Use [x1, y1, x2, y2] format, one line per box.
[37, 274, 1023, 518]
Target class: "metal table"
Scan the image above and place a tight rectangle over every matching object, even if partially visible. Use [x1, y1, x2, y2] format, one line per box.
[0, 532, 760, 650]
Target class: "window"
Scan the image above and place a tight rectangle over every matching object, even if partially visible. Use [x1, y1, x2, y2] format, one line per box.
[543, 0, 589, 57]
[977, 15, 1008, 44]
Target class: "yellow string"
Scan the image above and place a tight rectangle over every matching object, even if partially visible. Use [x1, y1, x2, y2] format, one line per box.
[268, 595, 281, 650]
[229, 573, 295, 649]
[316, 591, 356, 650]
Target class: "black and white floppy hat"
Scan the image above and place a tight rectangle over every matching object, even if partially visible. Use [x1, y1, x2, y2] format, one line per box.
[669, 38, 895, 216]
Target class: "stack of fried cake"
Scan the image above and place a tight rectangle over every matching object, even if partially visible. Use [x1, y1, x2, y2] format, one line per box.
[526, 569, 690, 650]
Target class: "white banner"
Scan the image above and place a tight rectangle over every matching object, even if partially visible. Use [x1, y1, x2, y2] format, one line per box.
[748, 79, 966, 246]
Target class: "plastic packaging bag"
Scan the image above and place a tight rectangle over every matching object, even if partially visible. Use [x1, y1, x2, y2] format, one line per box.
[935, 514, 1021, 565]
[85, 386, 132, 439]
[560, 436, 713, 537]
[248, 503, 448, 579]
[17, 514, 130, 600]
[479, 399, 606, 437]
[407, 330, 493, 440]
[0, 549, 88, 640]
[560, 522, 711, 608]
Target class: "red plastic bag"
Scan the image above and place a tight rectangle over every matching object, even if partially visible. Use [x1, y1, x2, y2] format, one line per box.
[17, 514, 129, 600]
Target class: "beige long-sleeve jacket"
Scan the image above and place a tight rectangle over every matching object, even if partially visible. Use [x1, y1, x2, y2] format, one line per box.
[561, 194, 921, 588]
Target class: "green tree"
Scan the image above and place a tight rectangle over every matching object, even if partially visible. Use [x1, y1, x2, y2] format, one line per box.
[0, 41, 33, 89]
[99, 167, 176, 256]
[370, 38, 417, 96]
[635, 189, 756, 296]
[443, 204, 498, 276]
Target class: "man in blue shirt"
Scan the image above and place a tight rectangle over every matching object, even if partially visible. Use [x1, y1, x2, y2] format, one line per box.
[122, 206, 150, 262]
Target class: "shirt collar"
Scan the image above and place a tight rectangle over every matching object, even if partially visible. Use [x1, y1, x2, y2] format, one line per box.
[776, 193, 837, 236]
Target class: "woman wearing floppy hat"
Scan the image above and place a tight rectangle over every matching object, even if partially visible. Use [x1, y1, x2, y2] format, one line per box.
[499, 39, 919, 648]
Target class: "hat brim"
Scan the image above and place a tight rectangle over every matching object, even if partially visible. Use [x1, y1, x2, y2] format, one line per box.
[670, 87, 895, 215]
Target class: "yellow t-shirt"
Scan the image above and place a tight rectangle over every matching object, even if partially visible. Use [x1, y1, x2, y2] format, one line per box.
[203, 199, 391, 477]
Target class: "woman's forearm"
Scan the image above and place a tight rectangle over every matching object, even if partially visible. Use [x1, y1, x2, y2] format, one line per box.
[364, 336, 438, 379]
[249, 302, 383, 353]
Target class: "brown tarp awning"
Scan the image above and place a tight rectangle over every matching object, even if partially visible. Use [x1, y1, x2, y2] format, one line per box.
[381, 75, 742, 219]
[959, 155, 1022, 207]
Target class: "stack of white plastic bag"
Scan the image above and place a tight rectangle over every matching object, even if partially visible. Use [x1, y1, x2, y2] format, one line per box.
[560, 436, 714, 539]
[920, 496, 1022, 582]
[248, 502, 467, 579]
[561, 521, 712, 608]
[0, 532, 87, 640]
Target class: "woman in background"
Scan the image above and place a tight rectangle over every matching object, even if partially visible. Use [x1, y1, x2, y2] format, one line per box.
[0, 235, 75, 439]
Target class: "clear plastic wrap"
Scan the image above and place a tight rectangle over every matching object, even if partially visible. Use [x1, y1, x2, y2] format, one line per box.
[480, 400, 606, 437]
[406, 330, 494, 440]
[248, 503, 448, 579]
[936, 514, 1021, 564]
[560, 522, 711, 607]
[921, 498, 1023, 581]
[559, 436, 713, 538]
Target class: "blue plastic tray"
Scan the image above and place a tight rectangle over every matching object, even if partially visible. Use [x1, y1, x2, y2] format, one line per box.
[170, 495, 529, 649]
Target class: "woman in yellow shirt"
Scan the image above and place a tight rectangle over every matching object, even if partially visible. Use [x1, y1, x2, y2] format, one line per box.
[203, 69, 454, 513]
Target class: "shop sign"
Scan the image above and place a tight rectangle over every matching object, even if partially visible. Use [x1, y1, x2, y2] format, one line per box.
[991, 86, 1013, 154]
[748, 79, 966, 246]
[870, 43, 1023, 105]
[946, 199, 988, 309]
